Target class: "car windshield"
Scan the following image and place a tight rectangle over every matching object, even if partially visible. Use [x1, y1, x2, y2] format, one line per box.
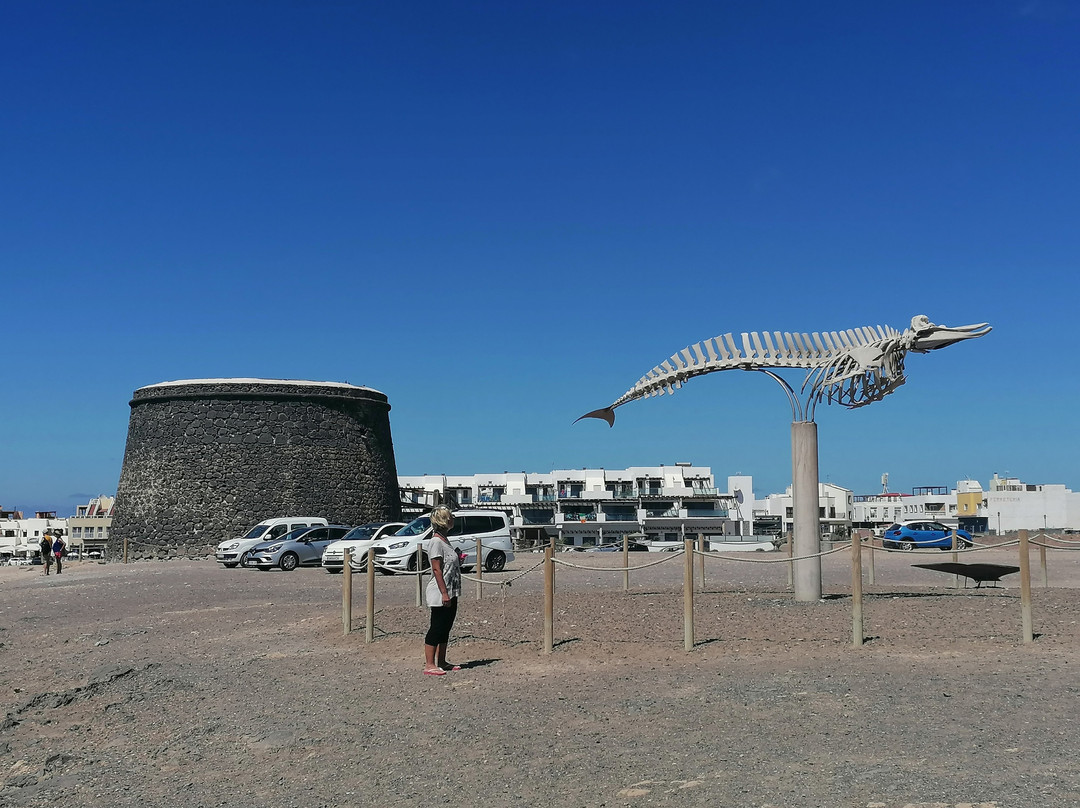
[395, 516, 431, 536]
[279, 527, 311, 543]
[244, 525, 270, 539]
[342, 524, 380, 541]
[886, 524, 901, 532]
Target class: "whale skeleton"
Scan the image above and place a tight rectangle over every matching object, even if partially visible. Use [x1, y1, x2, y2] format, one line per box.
[576, 315, 991, 426]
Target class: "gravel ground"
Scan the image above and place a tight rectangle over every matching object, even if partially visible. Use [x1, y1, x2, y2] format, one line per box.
[2, 542, 1079, 808]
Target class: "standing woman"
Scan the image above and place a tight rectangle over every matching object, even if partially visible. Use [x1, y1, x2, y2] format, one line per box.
[423, 505, 462, 676]
[52, 532, 67, 575]
[40, 533, 53, 575]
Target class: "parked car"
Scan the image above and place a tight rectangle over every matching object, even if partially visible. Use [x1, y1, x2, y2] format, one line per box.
[589, 541, 650, 552]
[371, 509, 515, 574]
[215, 517, 329, 568]
[245, 525, 351, 571]
[321, 522, 406, 572]
[882, 522, 973, 551]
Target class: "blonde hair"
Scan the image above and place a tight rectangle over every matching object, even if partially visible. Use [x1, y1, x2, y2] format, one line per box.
[430, 505, 454, 532]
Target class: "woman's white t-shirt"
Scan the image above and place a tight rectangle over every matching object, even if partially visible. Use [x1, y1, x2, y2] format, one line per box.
[423, 534, 461, 607]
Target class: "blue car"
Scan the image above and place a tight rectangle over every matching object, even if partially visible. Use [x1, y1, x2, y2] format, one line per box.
[883, 522, 972, 551]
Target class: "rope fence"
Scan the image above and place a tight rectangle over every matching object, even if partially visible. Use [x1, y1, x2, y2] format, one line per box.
[331, 529, 1075, 653]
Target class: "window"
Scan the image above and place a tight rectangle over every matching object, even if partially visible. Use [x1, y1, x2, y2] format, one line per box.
[522, 510, 554, 525]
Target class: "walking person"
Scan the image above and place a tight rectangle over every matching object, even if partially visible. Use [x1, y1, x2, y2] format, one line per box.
[52, 532, 67, 575]
[422, 505, 462, 676]
[40, 533, 53, 575]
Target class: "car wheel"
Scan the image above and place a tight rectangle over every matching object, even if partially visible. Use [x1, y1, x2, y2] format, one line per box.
[326, 568, 342, 574]
[484, 551, 506, 572]
[377, 568, 394, 576]
[406, 553, 429, 572]
[899, 540, 915, 551]
[222, 563, 238, 569]
[240, 550, 254, 566]
[279, 552, 299, 572]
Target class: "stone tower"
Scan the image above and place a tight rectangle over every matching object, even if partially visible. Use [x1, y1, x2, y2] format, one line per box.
[109, 379, 401, 559]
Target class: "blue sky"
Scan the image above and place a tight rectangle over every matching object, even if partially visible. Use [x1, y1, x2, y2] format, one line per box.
[3, 1, 1077, 515]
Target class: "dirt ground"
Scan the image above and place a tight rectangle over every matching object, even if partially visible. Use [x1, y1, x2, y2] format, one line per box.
[2, 542, 1079, 808]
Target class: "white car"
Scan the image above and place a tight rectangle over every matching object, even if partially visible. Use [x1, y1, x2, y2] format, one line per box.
[321, 522, 405, 572]
[215, 517, 328, 568]
[370, 509, 515, 574]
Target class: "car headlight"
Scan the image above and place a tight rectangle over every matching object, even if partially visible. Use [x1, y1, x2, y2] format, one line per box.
[264, 543, 283, 553]
[387, 540, 409, 550]
[222, 542, 239, 551]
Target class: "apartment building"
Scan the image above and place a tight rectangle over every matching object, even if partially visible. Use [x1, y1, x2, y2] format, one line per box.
[0, 509, 67, 560]
[851, 474, 1080, 535]
[399, 464, 765, 548]
[759, 482, 855, 539]
[67, 495, 115, 556]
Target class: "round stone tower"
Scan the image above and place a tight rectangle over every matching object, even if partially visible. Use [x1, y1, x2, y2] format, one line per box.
[109, 379, 401, 559]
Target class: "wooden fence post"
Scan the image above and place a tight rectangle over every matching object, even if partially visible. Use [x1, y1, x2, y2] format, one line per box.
[1019, 529, 1033, 643]
[786, 530, 793, 589]
[951, 530, 960, 589]
[622, 533, 629, 593]
[415, 542, 424, 607]
[543, 546, 554, 654]
[1039, 537, 1048, 587]
[683, 539, 694, 652]
[365, 545, 376, 644]
[476, 538, 484, 601]
[697, 534, 706, 592]
[342, 549, 352, 635]
[549, 535, 557, 595]
[851, 536, 863, 647]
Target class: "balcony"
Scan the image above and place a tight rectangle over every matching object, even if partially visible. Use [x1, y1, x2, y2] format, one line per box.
[560, 512, 598, 522]
[645, 507, 679, 518]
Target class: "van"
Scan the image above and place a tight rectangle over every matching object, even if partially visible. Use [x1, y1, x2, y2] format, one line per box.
[371, 509, 514, 573]
[215, 517, 329, 568]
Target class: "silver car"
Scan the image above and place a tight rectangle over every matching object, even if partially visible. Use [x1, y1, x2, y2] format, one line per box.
[246, 525, 351, 571]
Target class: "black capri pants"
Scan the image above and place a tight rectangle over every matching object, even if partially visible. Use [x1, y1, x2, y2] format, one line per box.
[425, 597, 458, 646]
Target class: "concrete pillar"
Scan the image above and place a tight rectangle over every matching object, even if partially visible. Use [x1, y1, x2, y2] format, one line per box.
[791, 421, 822, 601]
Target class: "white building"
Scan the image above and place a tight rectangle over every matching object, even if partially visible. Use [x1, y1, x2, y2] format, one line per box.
[852, 485, 965, 533]
[850, 474, 1080, 535]
[0, 509, 67, 560]
[983, 474, 1080, 534]
[399, 464, 772, 548]
[760, 482, 855, 539]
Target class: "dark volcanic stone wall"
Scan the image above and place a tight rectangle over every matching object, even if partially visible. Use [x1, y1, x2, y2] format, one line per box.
[109, 380, 401, 559]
